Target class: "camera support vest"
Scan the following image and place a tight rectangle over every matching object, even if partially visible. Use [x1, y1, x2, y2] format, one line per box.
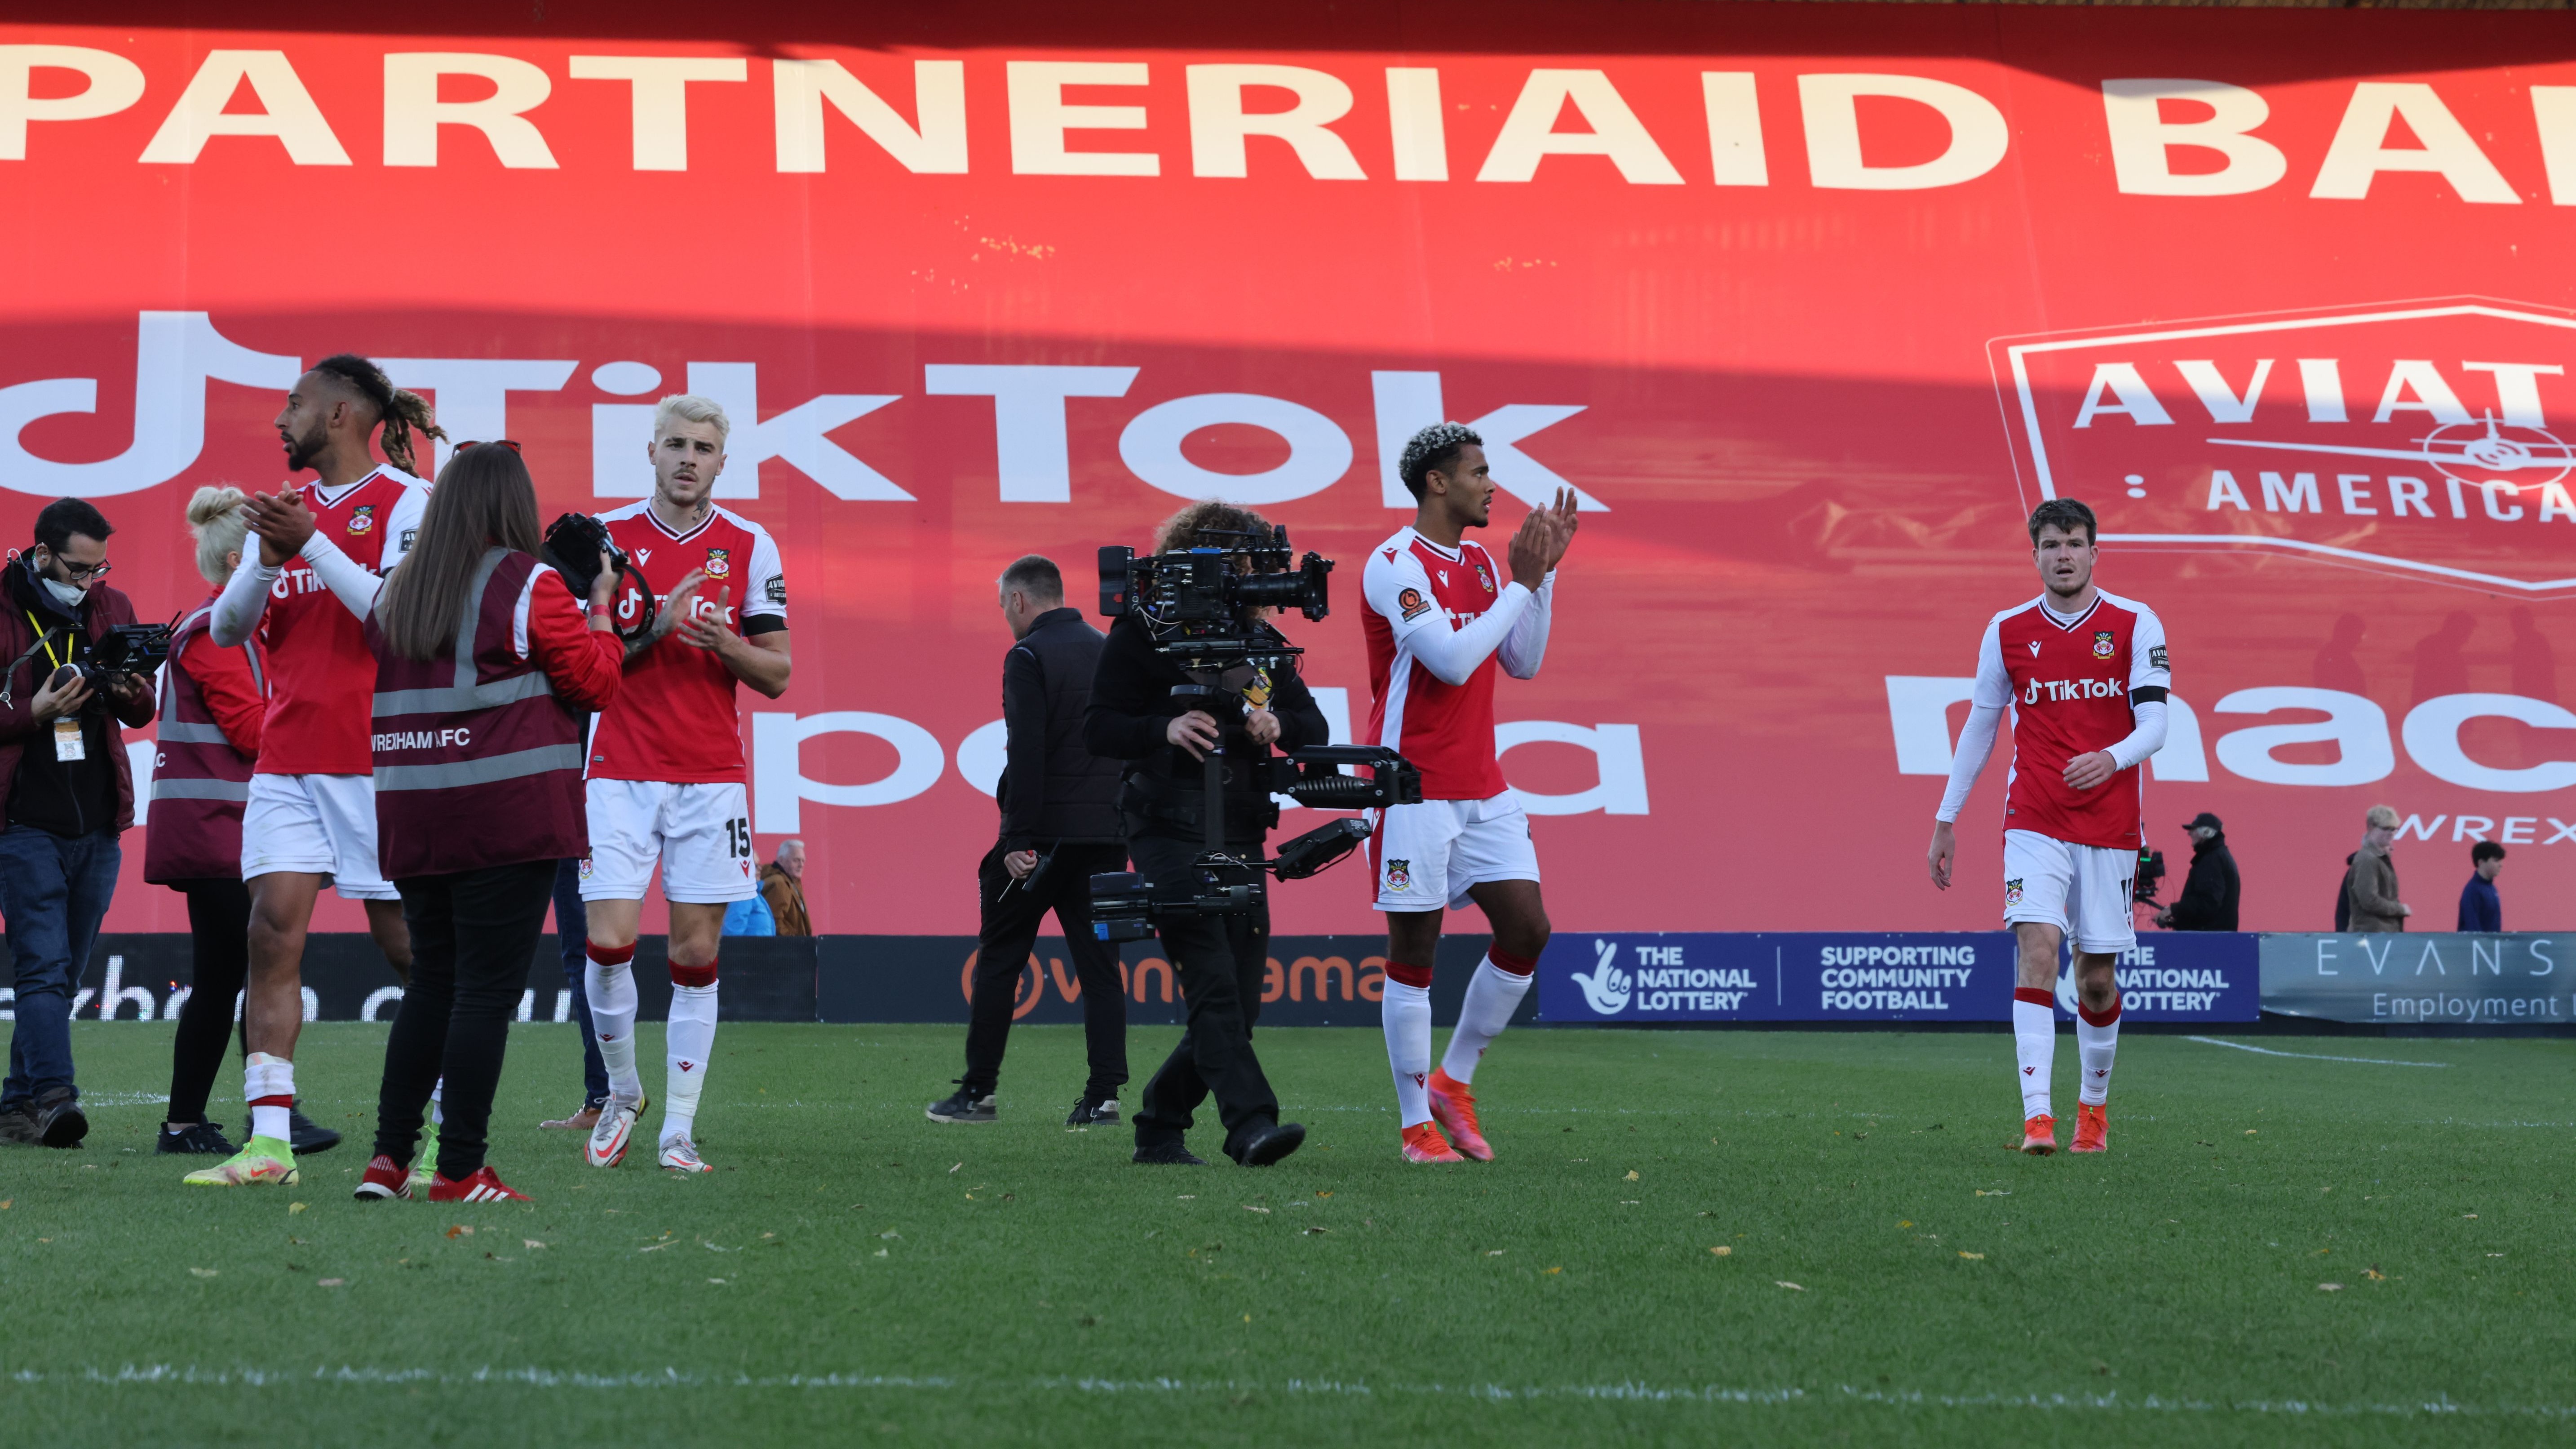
[142, 599, 262, 884]
[366, 548, 588, 880]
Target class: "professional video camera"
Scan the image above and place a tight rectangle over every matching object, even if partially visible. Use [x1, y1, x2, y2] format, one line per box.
[1087, 526, 1422, 943]
[4, 620, 173, 710]
[542, 513, 656, 641]
[1098, 524, 1332, 669]
[2132, 845, 2167, 909]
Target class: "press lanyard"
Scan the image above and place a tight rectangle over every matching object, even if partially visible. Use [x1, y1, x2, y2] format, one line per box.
[27, 608, 86, 762]
[25, 609, 66, 671]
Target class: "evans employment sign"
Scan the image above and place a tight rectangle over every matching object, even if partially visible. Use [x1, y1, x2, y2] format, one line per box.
[2260, 933, 2573, 1025]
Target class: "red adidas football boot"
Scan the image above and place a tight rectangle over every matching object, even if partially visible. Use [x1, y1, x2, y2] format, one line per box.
[351, 1153, 412, 1201]
[429, 1165, 531, 1202]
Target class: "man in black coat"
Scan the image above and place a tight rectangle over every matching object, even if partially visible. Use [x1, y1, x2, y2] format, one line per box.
[927, 557, 1129, 1127]
[2159, 811, 2241, 931]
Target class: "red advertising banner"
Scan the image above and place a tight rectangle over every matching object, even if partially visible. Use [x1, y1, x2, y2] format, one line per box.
[4, 2, 2573, 936]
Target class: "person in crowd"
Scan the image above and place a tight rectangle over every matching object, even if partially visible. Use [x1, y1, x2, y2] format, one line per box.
[759, 838, 811, 937]
[2156, 812, 2240, 932]
[0, 498, 156, 1149]
[928, 557, 1127, 1129]
[2458, 840, 2505, 932]
[2344, 804, 2409, 934]
[536, 858, 613, 1132]
[244, 440, 621, 1200]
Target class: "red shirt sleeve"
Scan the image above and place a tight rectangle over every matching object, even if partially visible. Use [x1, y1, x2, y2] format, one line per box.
[180, 629, 264, 755]
[526, 568, 622, 713]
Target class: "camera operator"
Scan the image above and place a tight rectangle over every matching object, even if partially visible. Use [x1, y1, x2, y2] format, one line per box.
[1085, 502, 1320, 1168]
[0, 498, 156, 1149]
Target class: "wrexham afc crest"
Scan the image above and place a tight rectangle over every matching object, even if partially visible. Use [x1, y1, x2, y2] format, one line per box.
[705, 547, 731, 578]
[1384, 858, 1412, 892]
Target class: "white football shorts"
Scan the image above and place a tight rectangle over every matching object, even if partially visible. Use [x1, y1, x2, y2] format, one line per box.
[580, 778, 757, 905]
[2001, 828, 2137, 956]
[1368, 792, 1540, 913]
[240, 772, 398, 900]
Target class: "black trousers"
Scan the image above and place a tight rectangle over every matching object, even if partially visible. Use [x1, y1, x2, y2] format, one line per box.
[962, 841, 1128, 1097]
[164, 878, 251, 1124]
[552, 858, 608, 1108]
[1127, 831, 1278, 1160]
[374, 860, 554, 1180]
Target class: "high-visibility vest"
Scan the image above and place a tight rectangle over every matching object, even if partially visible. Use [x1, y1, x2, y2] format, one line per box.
[142, 599, 261, 884]
[367, 548, 586, 879]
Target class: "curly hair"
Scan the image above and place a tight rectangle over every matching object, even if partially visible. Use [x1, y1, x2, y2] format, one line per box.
[311, 353, 447, 479]
[1397, 421, 1482, 501]
[1151, 499, 1274, 558]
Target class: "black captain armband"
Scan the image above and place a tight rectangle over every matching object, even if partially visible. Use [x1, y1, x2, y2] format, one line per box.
[744, 613, 789, 637]
[2131, 685, 2168, 705]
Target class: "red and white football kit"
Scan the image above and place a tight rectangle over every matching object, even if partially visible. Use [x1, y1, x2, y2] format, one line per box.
[578, 500, 785, 906]
[1938, 589, 2170, 956]
[210, 465, 427, 899]
[1359, 526, 1555, 911]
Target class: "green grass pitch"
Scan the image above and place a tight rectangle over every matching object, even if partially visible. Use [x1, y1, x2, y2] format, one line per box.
[1, 1021, 2570, 1445]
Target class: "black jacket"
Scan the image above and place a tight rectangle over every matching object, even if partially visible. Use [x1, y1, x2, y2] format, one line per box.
[996, 607, 1122, 851]
[2167, 833, 2241, 931]
[1084, 613, 1328, 844]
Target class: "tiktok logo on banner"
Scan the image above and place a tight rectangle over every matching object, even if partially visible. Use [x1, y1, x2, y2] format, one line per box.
[1992, 300, 2576, 598]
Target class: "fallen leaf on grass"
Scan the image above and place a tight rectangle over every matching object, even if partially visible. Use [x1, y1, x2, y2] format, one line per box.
[948, 1163, 963, 1175]
[1545, 1267, 1563, 1275]
[1243, 1206, 1271, 1214]
[524, 1240, 546, 1251]
[1304, 1227, 1331, 1236]
[1775, 1281, 1804, 1291]
[708, 1277, 727, 1285]
[1959, 1252, 1985, 1261]
[1899, 1221, 1913, 1228]
[2244, 1130, 2258, 1136]
[2463, 1214, 2479, 1219]
[317, 1279, 345, 1288]
[878, 1231, 901, 1240]
[1623, 1170, 1640, 1182]
[873, 1249, 889, 1258]
[445, 1224, 474, 1239]
[2366, 1267, 2386, 1280]
[1710, 1246, 1732, 1257]
[189, 1267, 217, 1278]
[2319, 1283, 2345, 1292]
[1315, 1191, 1331, 1198]
[288, 1202, 308, 1215]
[0, 1201, 10, 1210]
[639, 1242, 674, 1253]
[1975, 1190, 2010, 1197]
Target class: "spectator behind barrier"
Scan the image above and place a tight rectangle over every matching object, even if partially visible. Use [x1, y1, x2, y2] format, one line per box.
[759, 837, 810, 937]
[2157, 811, 2240, 932]
[2343, 803, 2410, 934]
[2458, 840, 2505, 933]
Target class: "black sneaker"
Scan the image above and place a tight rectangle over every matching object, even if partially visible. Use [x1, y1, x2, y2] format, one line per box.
[1132, 1140, 1206, 1165]
[1067, 1095, 1121, 1127]
[288, 1103, 342, 1156]
[157, 1120, 238, 1156]
[0, 1105, 40, 1147]
[925, 1087, 996, 1124]
[31, 1090, 87, 1149]
[1235, 1121, 1306, 1167]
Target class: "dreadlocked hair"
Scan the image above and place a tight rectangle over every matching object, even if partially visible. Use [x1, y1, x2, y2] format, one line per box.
[311, 353, 447, 479]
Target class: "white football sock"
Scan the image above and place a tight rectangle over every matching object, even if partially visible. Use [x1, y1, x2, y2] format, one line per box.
[1439, 957, 1533, 1086]
[2012, 992, 2055, 1119]
[245, 1052, 293, 1143]
[1382, 979, 1433, 1128]
[662, 983, 719, 1145]
[2077, 994, 2121, 1106]
[585, 947, 642, 1100]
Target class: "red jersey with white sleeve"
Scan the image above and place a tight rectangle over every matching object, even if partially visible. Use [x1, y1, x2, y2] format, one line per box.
[1360, 526, 1554, 801]
[586, 500, 786, 785]
[1964, 590, 2169, 850]
[252, 466, 426, 775]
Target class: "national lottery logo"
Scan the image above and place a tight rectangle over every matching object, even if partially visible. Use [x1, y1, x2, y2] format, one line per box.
[1571, 939, 1633, 1015]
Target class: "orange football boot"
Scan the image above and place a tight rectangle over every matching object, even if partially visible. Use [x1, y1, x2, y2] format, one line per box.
[1401, 1122, 1465, 1163]
[2070, 1102, 2108, 1154]
[2019, 1114, 2058, 1155]
[1425, 1068, 1492, 1161]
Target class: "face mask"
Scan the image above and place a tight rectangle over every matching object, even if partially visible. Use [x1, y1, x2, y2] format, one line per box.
[27, 553, 85, 610]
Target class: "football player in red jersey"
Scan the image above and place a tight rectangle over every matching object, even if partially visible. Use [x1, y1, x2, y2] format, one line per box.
[577, 395, 790, 1174]
[199, 354, 439, 1184]
[1926, 498, 2169, 1157]
[1362, 423, 1576, 1164]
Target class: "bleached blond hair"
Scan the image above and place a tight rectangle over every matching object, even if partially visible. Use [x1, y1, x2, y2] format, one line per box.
[653, 393, 730, 448]
[186, 485, 251, 585]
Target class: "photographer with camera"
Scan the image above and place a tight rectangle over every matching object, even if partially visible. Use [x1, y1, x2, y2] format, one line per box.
[0, 498, 157, 1149]
[1085, 502, 1326, 1168]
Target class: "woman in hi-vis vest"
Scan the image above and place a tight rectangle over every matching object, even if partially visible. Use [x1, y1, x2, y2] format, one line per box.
[243, 441, 620, 1201]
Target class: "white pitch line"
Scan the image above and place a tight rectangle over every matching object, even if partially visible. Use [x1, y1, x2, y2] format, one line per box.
[2185, 1037, 2450, 1068]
